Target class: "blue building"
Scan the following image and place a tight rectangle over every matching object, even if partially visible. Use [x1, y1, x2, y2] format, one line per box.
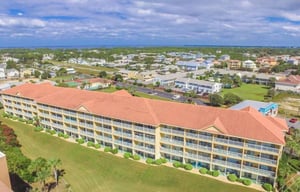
[229, 100, 278, 117]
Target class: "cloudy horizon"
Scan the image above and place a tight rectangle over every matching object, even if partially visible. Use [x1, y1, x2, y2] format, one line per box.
[1, 0, 300, 47]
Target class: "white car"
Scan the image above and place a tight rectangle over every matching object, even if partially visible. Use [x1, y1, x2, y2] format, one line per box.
[172, 94, 180, 100]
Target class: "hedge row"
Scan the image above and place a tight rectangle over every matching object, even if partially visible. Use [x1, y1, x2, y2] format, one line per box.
[227, 174, 252, 186]
[87, 141, 101, 149]
[104, 147, 118, 154]
[198, 168, 219, 177]
[172, 161, 193, 171]
[262, 183, 273, 191]
[146, 158, 167, 165]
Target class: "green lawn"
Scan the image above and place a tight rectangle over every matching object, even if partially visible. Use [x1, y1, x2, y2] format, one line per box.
[1, 118, 258, 192]
[221, 84, 269, 101]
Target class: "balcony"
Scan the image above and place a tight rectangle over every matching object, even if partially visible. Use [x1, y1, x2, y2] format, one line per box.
[161, 127, 172, 133]
[115, 140, 132, 147]
[135, 145, 155, 153]
[160, 147, 183, 156]
[79, 122, 94, 128]
[244, 155, 277, 165]
[172, 130, 184, 136]
[186, 132, 198, 138]
[161, 138, 184, 146]
[198, 145, 212, 152]
[213, 148, 228, 155]
[186, 142, 198, 149]
[227, 151, 243, 158]
[80, 131, 94, 137]
[215, 138, 229, 144]
[228, 140, 244, 147]
[66, 127, 78, 133]
[64, 119, 77, 124]
[245, 143, 279, 154]
[199, 135, 212, 141]
[242, 166, 275, 177]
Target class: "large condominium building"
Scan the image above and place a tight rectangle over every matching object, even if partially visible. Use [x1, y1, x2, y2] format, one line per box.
[1, 83, 288, 186]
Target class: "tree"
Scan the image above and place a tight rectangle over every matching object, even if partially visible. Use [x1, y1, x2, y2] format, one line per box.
[221, 74, 233, 88]
[223, 93, 242, 105]
[41, 71, 51, 79]
[232, 74, 242, 87]
[34, 70, 41, 78]
[56, 68, 67, 77]
[209, 93, 224, 106]
[268, 77, 276, 88]
[29, 157, 51, 191]
[48, 158, 62, 185]
[99, 71, 107, 78]
[286, 129, 300, 157]
[6, 60, 17, 69]
[112, 74, 123, 82]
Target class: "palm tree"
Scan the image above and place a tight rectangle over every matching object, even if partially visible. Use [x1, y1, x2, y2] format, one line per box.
[29, 157, 51, 191]
[48, 158, 62, 185]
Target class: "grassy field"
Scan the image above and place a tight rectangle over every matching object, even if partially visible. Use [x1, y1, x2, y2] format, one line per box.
[221, 84, 269, 101]
[1, 117, 258, 192]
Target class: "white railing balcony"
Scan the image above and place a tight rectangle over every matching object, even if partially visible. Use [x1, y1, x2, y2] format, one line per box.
[260, 158, 277, 165]
[66, 128, 78, 133]
[213, 148, 228, 155]
[185, 153, 198, 159]
[161, 138, 184, 146]
[172, 130, 184, 135]
[261, 146, 279, 154]
[227, 161, 241, 169]
[215, 138, 228, 144]
[160, 147, 183, 156]
[186, 132, 198, 138]
[227, 151, 243, 158]
[199, 145, 212, 152]
[122, 133, 133, 138]
[199, 135, 212, 141]
[228, 140, 244, 147]
[213, 159, 226, 165]
[186, 142, 198, 149]
[161, 128, 172, 133]
[144, 128, 155, 134]
[64, 119, 77, 124]
[198, 156, 211, 162]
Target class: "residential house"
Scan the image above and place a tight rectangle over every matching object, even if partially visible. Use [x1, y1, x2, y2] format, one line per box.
[242, 60, 257, 71]
[219, 55, 230, 61]
[20, 68, 34, 78]
[0, 68, 6, 79]
[175, 77, 222, 94]
[6, 68, 19, 79]
[66, 68, 76, 74]
[153, 73, 186, 86]
[226, 60, 242, 70]
[275, 75, 300, 93]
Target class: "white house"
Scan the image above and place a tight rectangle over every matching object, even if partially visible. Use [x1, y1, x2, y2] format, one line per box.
[175, 77, 222, 94]
[242, 60, 257, 70]
[6, 68, 19, 79]
[66, 68, 76, 74]
[0, 68, 6, 79]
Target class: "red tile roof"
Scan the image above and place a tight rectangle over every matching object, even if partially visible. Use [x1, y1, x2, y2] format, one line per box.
[1, 83, 287, 145]
[277, 75, 300, 85]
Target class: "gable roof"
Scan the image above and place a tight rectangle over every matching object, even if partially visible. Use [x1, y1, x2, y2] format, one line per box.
[1, 83, 287, 145]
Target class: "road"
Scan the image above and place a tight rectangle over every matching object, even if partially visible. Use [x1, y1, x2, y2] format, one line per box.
[116, 82, 207, 106]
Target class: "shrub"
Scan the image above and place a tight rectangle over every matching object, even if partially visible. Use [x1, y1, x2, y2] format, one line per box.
[184, 164, 193, 170]
[262, 183, 273, 191]
[26, 120, 33, 124]
[154, 159, 162, 165]
[76, 138, 85, 144]
[94, 143, 101, 149]
[173, 161, 182, 168]
[132, 154, 140, 160]
[58, 132, 64, 137]
[87, 141, 95, 147]
[49, 130, 56, 135]
[207, 170, 213, 175]
[111, 148, 118, 154]
[199, 167, 208, 174]
[236, 178, 243, 183]
[123, 152, 131, 159]
[12, 116, 17, 120]
[242, 179, 251, 186]
[227, 174, 237, 182]
[146, 158, 154, 164]
[160, 158, 167, 164]
[63, 134, 69, 139]
[104, 147, 112, 152]
[34, 126, 43, 132]
[212, 170, 220, 177]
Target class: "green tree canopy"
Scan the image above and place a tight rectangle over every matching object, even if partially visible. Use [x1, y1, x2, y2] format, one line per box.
[209, 93, 224, 106]
[223, 93, 242, 105]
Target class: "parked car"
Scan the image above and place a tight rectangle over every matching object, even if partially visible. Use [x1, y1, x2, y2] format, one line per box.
[172, 94, 181, 100]
[289, 118, 298, 123]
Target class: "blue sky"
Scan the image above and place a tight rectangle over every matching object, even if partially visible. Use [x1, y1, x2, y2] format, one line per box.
[1, 0, 300, 47]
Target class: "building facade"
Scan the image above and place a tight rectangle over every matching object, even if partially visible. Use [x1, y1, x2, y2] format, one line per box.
[0, 83, 288, 186]
[0, 152, 12, 192]
[175, 78, 222, 94]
